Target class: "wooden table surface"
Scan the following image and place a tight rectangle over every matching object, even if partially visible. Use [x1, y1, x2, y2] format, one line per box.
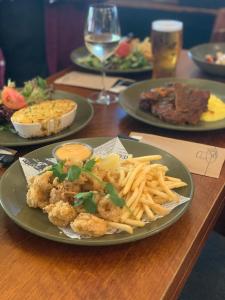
[0, 51, 225, 300]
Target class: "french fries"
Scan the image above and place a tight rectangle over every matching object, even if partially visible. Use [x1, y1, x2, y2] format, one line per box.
[98, 154, 187, 234]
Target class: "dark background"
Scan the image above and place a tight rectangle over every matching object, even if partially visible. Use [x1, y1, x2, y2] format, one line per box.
[119, 8, 215, 49]
[0, 0, 222, 84]
[0, 0, 48, 85]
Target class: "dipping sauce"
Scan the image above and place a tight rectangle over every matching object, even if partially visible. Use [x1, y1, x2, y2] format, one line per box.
[201, 94, 225, 122]
[54, 143, 92, 165]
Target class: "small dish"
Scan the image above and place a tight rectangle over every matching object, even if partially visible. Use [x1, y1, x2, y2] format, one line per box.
[189, 43, 225, 76]
[0, 90, 94, 147]
[11, 100, 77, 138]
[52, 142, 93, 165]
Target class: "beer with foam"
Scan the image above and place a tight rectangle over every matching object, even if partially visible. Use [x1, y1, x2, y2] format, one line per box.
[151, 20, 183, 78]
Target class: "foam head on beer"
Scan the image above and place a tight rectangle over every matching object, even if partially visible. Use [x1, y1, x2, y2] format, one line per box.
[152, 20, 183, 32]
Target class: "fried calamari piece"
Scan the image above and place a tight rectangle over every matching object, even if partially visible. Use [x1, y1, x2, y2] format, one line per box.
[50, 180, 81, 204]
[97, 196, 122, 222]
[26, 171, 53, 208]
[71, 213, 108, 237]
[43, 200, 77, 227]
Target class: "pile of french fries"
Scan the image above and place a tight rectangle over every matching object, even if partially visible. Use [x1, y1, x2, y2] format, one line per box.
[100, 154, 187, 234]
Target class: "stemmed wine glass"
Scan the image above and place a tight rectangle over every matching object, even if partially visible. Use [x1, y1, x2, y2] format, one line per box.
[84, 4, 121, 105]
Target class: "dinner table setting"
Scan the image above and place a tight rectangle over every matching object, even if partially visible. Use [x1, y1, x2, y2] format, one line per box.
[0, 3, 225, 300]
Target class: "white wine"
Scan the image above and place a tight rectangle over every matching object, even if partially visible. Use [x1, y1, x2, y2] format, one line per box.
[84, 4, 121, 104]
[85, 33, 120, 61]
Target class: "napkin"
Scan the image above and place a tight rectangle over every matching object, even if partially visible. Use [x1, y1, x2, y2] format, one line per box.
[130, 132, 225, 178]
[54, 71, 122, 90]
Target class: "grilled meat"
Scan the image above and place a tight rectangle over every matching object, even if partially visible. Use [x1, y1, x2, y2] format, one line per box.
[139, 83, 210, 125]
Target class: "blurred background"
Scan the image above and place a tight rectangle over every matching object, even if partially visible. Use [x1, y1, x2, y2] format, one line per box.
[0, 0, 225, 85]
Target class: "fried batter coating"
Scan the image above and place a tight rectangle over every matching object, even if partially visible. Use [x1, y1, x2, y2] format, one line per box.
[83, 171, 104, 191]
[50, 180, 81, 204]
[97, 196, 122, 222]
[71, 213, 108, 237]
[43, 201, 77, 227]
[26, 171, 53, 208]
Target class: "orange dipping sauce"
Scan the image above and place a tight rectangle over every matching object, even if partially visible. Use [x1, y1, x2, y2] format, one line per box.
[54, 143, 92, 164]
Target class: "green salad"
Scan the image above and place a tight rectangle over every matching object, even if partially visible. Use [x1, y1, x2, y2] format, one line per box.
[77, 50, 150, 71]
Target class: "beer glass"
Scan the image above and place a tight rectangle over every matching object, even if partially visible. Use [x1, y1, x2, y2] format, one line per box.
[151, 20, 183, 78]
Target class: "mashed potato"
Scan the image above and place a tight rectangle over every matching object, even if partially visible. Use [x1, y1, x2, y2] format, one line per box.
[201, 94, 225, 122]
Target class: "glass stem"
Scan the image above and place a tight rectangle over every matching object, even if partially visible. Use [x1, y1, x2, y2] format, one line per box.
[101, 61, 107, 97]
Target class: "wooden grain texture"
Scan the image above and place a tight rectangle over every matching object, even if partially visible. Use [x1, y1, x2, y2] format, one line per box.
[0, 51, 224, 300]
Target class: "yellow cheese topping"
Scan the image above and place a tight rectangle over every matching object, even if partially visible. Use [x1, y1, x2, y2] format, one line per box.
[11, 99, 76, 124]
[201, 94, 225, 122]
[55, 143, 92, 164]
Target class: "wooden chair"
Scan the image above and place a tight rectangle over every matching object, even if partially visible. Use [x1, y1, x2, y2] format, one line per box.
[44, 2, 85, 74]
[45, 0, 106, 74]
[211, 8, 225, 42]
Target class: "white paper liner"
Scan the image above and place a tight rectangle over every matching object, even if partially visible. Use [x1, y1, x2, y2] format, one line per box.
[20, 137, 190, 239]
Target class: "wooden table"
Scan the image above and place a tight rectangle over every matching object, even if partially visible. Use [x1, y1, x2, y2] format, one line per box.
[0, 51, 224, 300]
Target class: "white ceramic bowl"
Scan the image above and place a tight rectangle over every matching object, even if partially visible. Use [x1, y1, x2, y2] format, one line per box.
[11, 106, 77, 138]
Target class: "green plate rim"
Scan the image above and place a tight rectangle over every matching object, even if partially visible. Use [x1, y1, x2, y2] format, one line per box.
[0, 137, 194, 246]
[0, 90, 94, 147]
[119, 77, 225, 131]
[189, 43, 225, 76]
[70, 47, 152, 74]
[189, 42, 225, 65]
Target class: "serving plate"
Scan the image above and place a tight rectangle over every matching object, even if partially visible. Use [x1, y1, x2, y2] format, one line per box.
[0, 90, 94, 147]
[70, 47, 152, 74]
[0, 137, 193, 246]
[189, 43, 225, 76]
[119, 78, 225, 131]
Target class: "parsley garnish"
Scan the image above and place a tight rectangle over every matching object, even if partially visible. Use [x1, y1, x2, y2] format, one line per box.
[51, 161, 67, 182]
[66, 165, 81, 181]
[83, 159, 96, 171]
[74, 191, 97, 213]
[50, 158, 125, 211]
[105, 183, 125, 207]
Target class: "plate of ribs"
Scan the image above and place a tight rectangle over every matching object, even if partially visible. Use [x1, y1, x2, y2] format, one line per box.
[119, 78, 225, 131]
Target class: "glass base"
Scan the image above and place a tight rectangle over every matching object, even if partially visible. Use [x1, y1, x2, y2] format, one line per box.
[87, 91, 118, 105]
[152, 67, 176, 78]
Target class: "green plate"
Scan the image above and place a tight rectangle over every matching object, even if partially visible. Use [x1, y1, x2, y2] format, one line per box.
[0, 137, 193, 246]
[189, 43, 225, 76]
[0, 90, 94, 147]
[119, 78, 225, 131]
[70, 47, 152, 74]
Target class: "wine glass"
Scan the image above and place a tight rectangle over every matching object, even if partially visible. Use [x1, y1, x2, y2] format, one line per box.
[84, 4, 121, 105]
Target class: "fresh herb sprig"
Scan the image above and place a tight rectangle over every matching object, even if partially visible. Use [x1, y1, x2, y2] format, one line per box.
[105, 183, 125, 207]
[50, 159, 96, 182]
[50, 159, 125, 213]
[74, 191, 97, 213]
